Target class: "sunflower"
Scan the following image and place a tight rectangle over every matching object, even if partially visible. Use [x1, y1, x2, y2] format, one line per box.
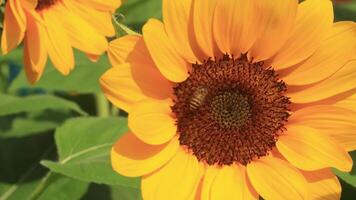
[101, 0, 356, 199]
[1, 0, 121, 83]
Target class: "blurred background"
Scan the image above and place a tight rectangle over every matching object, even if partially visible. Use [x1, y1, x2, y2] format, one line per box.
[0, 0, 356, 199]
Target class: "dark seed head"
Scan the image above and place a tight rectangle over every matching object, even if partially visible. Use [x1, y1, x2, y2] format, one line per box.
[36, 0, 60, 11]
[172, 55, 290, 166]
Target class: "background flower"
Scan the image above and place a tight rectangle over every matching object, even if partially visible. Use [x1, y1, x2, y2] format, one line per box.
[1, 0, 120, 83]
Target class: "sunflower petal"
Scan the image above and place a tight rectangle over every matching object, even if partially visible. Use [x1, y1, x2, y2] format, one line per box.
[277, 125, 352, 172]
[42, 8, 74, 75]
[111, 133, 179, 177]
[9, 0, 26, 29]
[193, 0, 218, 58]
[335, 93, 356, 112]
[301, 169, 341, 200]
[143, 19, 189, 83]
[63, 0, 115, 37]
[163, 0, 198, 63]
[283, 22, 356, 85]
[213, 0, 257, 55]
[247, 156, 308, 200]
[289, 105, 356, 151]
[23, 13, 47, 84]
[54, 3, 108, 55]
[75, 0, 120, 11]
[142, 148, 204, 200]
[108, 35, 140, 66]
[128, 99, 177, 145]
[1, 0, 26, 54]
[272, 0, 333, 69]
[250, 0, 298, 61]
[100, 63, 149, 112]
[288, 59, 356, 103]
[202, 165, 258, 200]
[20, 0, 37, 10]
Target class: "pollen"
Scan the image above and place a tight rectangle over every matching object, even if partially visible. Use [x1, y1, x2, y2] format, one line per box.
[172, 55, 291, 166]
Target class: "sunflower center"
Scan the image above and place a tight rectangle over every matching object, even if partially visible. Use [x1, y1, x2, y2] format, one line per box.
[36, 0, 59, 11]
[172, 55, 290, 166]
[211, 91, 251, 129]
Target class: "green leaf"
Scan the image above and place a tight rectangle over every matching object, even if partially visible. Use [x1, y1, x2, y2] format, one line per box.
[334, 151, 356, 187]
[80, 184, 142, 200]
[111, 185, 142, 200]
[334, 1, 356, 21]
[0, 174, 88, 200]
[41, 117, 139, 187]
[36, 175, 89, 200]
[112, 15, 140, 37]
[0, 110, 74, 138]
[118, 0, 162, 31]
[9, 50, 110, 94]
[0, 46, 22, 66]
[0, 94, 87, 116]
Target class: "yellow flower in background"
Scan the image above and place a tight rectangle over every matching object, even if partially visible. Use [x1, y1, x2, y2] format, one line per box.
[101, 0, 356, 199]
[1, 0, 121, 83]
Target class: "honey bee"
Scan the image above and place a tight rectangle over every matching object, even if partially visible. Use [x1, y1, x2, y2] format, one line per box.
[190, 86, 209, 110]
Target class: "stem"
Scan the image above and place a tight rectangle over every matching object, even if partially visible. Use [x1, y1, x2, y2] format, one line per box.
[110, 105, 120, 116]
[95, 93, 110, 117]
[28, 172, 52, 200]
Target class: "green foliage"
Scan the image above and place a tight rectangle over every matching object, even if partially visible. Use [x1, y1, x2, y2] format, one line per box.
[118, 0, 162, 32]
[0, 94, 87, 116]
[41, 117, 139, 188]
[334, 151, 356, 187]
[9, 50, 110, 94]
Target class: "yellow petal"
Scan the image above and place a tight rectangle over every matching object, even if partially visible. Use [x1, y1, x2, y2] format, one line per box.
[272, 0, 333, 69]
[9, 0, 26, 29]
[301, 169, 341, 200]
[111, 133, 179, 177]
[100, 63, 149, 112]
[163, 0, 198, 63]
[283, 22, 356, 85]
[143, 19, 189, 82]
[108, 35, 140, 66]
[289, 105, 356, 151]
[193, 0, 218, 58]
[42, 8, 74, 75]
[23, 14, 47, 84]
[63, 0, 115, 37]
[247, 156, 308, 200]
[213, 0, 257, 55]
[1, 0, 26, 54]
[277, 125, 352, 172]
[335, 93, 356, 112]
[250, 0, 298, 61]
[288, 59, 356, 103]
[108, 36, 174, 101]
[20, 0, 37, 10]
[86, 53, 100, 62]
[142, 148, 204, 200]
[128, 99, 177, 145]
[76, 0, 121, 11]
[202, 165, 258, 200]
[54, 3, 108, 55]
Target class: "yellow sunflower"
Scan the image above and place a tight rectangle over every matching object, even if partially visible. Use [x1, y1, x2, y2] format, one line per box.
[101, 0, 356, 199]
[1, 0, 121, 83]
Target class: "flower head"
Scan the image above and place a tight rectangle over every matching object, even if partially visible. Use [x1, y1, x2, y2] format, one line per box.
[1, 0, 121, 83]
[101, 0, 356, 199]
